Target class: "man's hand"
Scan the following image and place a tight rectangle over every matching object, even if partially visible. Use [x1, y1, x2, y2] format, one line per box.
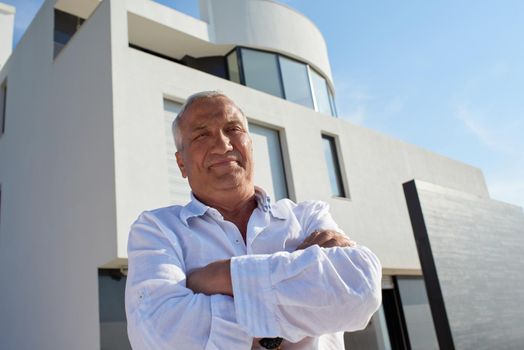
[296, 230, 356, 250]
[186, 259, 233, 296]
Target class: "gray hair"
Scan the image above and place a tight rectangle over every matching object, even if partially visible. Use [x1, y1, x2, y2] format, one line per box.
[172, 91, 247, 151]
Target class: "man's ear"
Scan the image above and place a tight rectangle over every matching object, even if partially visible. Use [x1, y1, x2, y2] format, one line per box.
[175, 151, 188, 178]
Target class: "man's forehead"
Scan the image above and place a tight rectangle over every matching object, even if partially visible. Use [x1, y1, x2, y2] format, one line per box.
[183, 96, 244, 125]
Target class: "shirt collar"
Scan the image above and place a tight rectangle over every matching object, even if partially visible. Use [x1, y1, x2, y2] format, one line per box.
[180, 187, 286, 226]
[254, 186, 287, 220]
[180, 192, 210, 226]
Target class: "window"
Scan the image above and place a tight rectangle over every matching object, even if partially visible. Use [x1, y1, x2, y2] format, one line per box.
[396, 277, 439, 349]
[226, 50, 241, 84]
[98, 270, 131, 349]
[311, 69, 335, 116]
[249, 123, 288, 200]
[240, 48, 283, 98]
[54, 9, 85, 57]
[164, 99, 191, 204]
[322, 134, 346, 197]
[279, 56, 314, 108]
[0, 79, 6, 135]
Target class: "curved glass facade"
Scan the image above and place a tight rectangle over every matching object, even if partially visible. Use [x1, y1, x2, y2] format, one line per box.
[227, 47, 337, 117]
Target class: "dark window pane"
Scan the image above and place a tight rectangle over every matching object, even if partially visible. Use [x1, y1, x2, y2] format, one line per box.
[241, 48, 283, 98]
[311, 69, 333, 116]
[98, 270, 132, 350]
[322, 135, 346, 197]
[1, 80, 6, 135]
[181, 55, 227, 79]
[54, 9, 85, 57]
[227, 50, 241, 84]
[279, 56, 313, 108]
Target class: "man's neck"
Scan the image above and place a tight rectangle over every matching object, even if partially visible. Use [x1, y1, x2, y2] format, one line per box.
[195, 187, 257, 240]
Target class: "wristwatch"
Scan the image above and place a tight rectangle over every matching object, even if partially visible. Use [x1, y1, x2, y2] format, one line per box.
[259, 337, 283, 349]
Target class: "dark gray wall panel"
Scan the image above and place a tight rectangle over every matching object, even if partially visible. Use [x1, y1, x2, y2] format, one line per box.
[404, 180, 524, 350]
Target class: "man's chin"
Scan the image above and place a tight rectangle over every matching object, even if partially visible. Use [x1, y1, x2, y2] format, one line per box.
[208, 164, 244, 177]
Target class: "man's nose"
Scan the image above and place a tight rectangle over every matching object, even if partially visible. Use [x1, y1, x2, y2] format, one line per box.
[211, 131, 233, 153]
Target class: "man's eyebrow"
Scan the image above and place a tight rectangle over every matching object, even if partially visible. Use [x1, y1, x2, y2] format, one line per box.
[190, 124, 208, 132]
[225, 120, 245, 127]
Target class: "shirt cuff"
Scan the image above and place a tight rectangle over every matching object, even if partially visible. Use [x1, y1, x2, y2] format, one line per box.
[206, 294, 252, 350]
[230, 254, 280, 337]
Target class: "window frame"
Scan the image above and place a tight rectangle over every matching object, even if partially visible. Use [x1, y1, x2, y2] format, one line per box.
[278, 55, 314, 109]
[228, 46, 337, 116]
[248, 119, 295, 201]
[0, 78, 6, 136]
[321, 133, 349, 199]
[238, 47, 285, 99]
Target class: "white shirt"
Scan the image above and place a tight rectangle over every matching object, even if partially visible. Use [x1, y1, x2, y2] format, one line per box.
[125, 188, 382, 349]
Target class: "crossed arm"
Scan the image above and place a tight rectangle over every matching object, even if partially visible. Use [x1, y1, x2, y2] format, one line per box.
[126, 210, 382, 349]
[186, 230, 356, 296]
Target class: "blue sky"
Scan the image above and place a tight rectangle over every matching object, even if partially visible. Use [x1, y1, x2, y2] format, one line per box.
[4, 0, 523, 209]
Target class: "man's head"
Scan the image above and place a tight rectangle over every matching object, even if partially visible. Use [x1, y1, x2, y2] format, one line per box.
[173, 91, 254, 201]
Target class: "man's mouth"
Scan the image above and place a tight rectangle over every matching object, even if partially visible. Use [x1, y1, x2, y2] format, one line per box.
[208, 159, 240, 168]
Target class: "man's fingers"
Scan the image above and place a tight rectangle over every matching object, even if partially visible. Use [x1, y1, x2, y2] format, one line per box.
[297, 230, 357, 250]
[296, 230, 321, 250]
[321, 238, 357, 248]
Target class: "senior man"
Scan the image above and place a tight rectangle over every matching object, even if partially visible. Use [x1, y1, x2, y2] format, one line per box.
[125, 91, 382, 349]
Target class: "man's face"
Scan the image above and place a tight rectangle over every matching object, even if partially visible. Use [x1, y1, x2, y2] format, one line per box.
[175, 96, 254, 198]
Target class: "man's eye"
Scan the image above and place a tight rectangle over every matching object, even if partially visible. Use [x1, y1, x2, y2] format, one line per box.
[227, 126, 243, 133]
[194, 133, 207, 140]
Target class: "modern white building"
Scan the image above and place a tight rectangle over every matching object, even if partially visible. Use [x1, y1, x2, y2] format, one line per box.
[0, 0, 511, 349]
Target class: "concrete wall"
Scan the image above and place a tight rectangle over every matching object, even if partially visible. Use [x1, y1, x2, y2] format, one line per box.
[405, 180, 524, 349]
[0, 0, 117, 348]
[112, 0, 488, 272]
[0, 2, 15, 69]
[0, 0, 493, 347]
[200, 0, 334, 89]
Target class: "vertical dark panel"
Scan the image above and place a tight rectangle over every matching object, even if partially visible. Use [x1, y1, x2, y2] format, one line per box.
[403, 180, 455, 350]
[1, 80, 6, 135]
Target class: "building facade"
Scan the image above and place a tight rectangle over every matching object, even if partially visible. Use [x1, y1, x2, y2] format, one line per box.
[0, 0, 502, 349]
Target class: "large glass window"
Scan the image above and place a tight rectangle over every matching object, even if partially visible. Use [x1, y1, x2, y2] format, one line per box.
[1, 79, 6, 135]
[249, 123, 288, 200]
[311, 69, 334, 116]
[322, 134, 346, 198]
[241, 48, 283, 98]
[397, 277, 439, 350]
[279, 56, 314, 108]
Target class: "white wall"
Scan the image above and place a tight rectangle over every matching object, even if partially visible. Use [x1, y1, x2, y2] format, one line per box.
[0, 1, 117, 348]
[200, 0, 334, 89]
[0, 0, 491, 347]
[0, 2, 15, 69]
[110, 0, 487, 272]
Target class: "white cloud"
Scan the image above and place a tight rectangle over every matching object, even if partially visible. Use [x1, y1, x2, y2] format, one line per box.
[455, 104, 522, 155]
[455, 104, 524, 208]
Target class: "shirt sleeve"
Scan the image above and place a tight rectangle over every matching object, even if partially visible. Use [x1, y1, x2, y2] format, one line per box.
[229, 201, 382, 343]
[125, 211, 252, 350]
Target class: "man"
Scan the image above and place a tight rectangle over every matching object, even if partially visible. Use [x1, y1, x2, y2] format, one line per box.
[125, 91, 382, 349]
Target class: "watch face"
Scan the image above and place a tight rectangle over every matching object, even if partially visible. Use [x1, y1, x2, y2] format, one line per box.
[259, 337, 283, 349]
